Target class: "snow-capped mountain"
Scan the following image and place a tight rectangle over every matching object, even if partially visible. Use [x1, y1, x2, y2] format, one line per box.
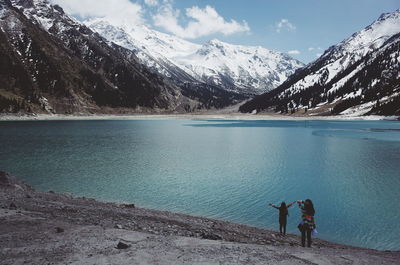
[0, 0, 190, 113]
[85, 19, 199, 82]
[177, 39, 304, 95]
[240, 9, 400, 116]
[86, 19, 304, 96]
[1, 0, 251, 113]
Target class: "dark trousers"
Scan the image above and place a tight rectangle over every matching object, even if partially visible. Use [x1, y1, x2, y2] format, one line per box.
[301, 226, 312, 247]
[279, 218, 287, 235]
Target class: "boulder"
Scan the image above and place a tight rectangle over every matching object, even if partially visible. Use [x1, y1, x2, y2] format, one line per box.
[0, 171, 32, 191]
[0, 171, 13, 186]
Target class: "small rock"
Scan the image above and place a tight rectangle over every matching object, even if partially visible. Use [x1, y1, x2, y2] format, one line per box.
[56, 227, 64, 233]
[9, 202, 17, 209]
[117, 241, 130, 249]
[200, 232, 222, 240]
[115, 224, 123, 229]
[49, 190, 55, 194]
[124, 204, 135, 209]
[26, 194, 32, 198]
[14, 184, 24, 191]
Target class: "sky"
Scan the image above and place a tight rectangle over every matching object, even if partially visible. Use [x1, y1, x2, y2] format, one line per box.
[51, 0, 399, 63]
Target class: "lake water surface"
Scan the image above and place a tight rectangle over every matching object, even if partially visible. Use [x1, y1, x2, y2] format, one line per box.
[1, 119, 399, 250]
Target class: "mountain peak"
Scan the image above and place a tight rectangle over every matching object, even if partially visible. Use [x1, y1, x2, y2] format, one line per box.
[339, 9, 400, 53]
[1, 0, 185, 113]
[377, 9, 400, 21]
[240, 9, 400, 116]
[88, 17, 304, 96]
[206, 39, 226, 46]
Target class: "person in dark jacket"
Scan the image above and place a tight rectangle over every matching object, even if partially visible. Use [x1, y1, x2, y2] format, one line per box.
[296, 199, 316, 247]
[268, 201, 295, 235]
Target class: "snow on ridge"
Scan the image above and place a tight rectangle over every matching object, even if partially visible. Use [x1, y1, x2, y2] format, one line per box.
[86, 18, 304, 94]
[339, 9, 400, 53]
[175, 38, 303, 91]
[9, 0, 304, 95]
[10, 0, 82, 33]
[86, 18, 201, 59]
[278, 9, 400, 99]
[170, 38, 304, 93]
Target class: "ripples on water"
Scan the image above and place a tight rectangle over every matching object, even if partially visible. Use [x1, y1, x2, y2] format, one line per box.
[0, 119, 399, 250]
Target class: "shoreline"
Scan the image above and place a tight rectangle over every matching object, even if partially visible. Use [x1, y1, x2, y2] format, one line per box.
[1, 171, 399, 264]
[0, 112, 390, 121]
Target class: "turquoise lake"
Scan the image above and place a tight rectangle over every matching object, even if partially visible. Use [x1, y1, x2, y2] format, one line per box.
[0, 119, 399, 250]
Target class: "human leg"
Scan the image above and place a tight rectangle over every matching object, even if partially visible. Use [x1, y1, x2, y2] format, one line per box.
[301, 227, 306, 247]
[307, 228, 312, 247]
[283, 221, 287, 235]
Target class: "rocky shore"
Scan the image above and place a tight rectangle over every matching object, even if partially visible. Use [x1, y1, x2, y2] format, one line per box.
[0, 171, 399, 265]
[0, 112, 388, 121]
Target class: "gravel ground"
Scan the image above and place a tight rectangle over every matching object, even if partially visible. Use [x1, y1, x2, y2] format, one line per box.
[0, 171, 398, 265]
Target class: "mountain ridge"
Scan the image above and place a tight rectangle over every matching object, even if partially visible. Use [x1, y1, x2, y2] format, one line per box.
[239, 9, 400, 116]
[85, 18, 304, 97]
[2, 0, 246, 113]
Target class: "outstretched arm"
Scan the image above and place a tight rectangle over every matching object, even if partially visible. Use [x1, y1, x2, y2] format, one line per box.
[287, 201, 296, 208]
[268, 203, 279, 209]
[297, 200, 304, 208]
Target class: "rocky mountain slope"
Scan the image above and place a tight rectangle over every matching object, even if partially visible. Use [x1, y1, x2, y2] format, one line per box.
[0, 0, 302, 114]
[1, 171, 399, 264]
[86, 19, 304, 97]
[240, 10, 400, 116]
[0, 0, 200, 114]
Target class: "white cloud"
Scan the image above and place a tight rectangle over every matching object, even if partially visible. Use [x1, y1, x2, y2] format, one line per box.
[152, 4, 250, 39]
[50, 0, 143, 25]
[144, 0, 158, 7]
[309, 47, 322, 51]
[288, 50, 300, 55]
[275, 19, 296, 33]
[50, 1, 249, 39]
[316, 53, 323, 57]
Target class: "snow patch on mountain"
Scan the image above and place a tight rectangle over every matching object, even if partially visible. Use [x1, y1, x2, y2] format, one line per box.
[239, 9, 400, 116]
[175, 39, 303, 94]
[339, 11, 400, 54]
[85, 18, 304, 96]
[277, 9, 400, 100]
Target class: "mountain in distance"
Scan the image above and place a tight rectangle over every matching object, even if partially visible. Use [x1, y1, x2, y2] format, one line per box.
[240, 9, 400, 116]
[83, 19, 250, 109]
[86, 18, 304, 97]
[1, 0, 195, 114]
[0, 0, 304, 114]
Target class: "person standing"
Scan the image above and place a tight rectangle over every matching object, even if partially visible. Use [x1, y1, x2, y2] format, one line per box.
[268, 201, 295, 235]
[297, 199, 316, 247]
